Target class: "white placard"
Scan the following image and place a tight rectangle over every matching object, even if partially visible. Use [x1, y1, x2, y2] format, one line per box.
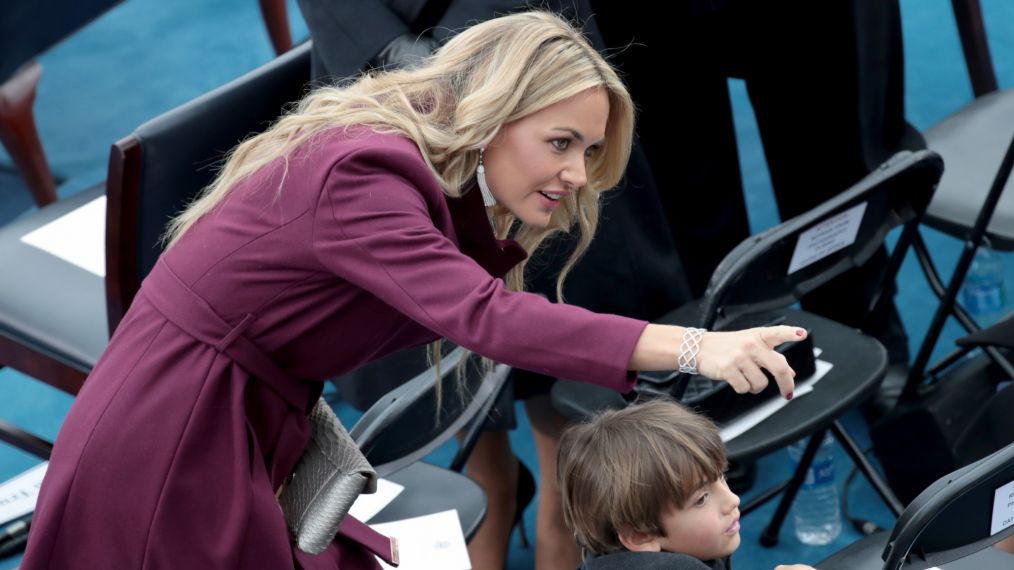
[20, 196, 106, 277]
[720, 349, 831, 442]
[371, 509, 470, 570]
[0, 462, 48, 524]
[349, 478, 405, 522]
[787, 202, 867, 275]
[991, 479, 1014, 536]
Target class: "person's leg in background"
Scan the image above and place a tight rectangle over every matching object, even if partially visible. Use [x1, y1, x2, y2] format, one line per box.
[739, 0, 923, 365]
[590, 0, 752, 297]
[523, 395, 582, 570]
[464, 430, 521, 569]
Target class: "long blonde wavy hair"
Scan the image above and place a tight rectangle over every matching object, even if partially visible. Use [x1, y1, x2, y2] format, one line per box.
[165, 11, 635, 394]
[166, 10, 633, 297]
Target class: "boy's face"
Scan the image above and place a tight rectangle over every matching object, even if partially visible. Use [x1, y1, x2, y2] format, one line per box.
[621, 476, 741, 560]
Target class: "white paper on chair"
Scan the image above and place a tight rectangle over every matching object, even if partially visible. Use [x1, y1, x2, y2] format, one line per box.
[991, 478, 1014, 536]
[787, 201, 867, 275]
[720, 349, 833, 442]
[0, 461, 48, 525]
[348, 478, 405, 522]
[370, 509, 470, 570]
[20, 196, 106, 277]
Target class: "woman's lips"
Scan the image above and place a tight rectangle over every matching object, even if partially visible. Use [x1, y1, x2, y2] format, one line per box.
[536, 191, 566, 209]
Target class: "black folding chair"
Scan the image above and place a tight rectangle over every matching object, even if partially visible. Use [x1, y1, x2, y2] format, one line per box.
[903, 0, 1014, 396]
[0, 43, 312, 459]
[552, 149, 944, 545]
[348, 347, 510, 539]
[868, 0, 1014, 507]
[818, 440, 1014, 569]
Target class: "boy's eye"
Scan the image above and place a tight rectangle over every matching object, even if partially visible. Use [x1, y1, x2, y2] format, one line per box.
[694, 492, 709, 507]
[551, 138, 570, 151]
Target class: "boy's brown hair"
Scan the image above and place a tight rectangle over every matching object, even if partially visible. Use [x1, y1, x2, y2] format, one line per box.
[556, 398, 727, 555]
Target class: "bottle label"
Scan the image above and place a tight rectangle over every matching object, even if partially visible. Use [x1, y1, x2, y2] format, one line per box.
[802, 458, 834, 489]
[961, 280, 1005, 316]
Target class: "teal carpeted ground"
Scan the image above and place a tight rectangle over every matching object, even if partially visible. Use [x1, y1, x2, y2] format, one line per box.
[0, 1, 1012, 568]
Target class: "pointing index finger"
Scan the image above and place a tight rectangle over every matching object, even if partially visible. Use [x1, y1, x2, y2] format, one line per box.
[760, 325, 806, 348]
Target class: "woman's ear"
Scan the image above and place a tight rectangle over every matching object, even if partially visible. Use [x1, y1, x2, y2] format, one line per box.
[617, 529, 662, 553]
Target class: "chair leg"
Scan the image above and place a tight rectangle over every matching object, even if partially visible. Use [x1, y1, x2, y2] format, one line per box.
[257, 0, 293, 55]
[759, 430, 826, 547]
[830, 420, 904, 516]
[0, 62, 57, 207]
[741, 479, 790, 516]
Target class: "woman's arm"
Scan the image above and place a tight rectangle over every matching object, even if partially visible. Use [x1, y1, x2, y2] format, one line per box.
[630, 324, 806, 398]
[315, 138, 806, 397]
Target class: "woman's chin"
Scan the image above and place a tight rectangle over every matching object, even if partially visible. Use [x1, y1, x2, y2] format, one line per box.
[511, 209, 553, 228]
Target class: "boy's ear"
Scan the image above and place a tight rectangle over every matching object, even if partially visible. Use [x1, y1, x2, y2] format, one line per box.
[617, 529, 662, 553]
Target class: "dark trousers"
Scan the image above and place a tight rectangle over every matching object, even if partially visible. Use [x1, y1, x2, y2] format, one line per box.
[590, 0, 923, 361]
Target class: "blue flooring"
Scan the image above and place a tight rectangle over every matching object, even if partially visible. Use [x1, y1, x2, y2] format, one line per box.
[1, 0, 1012, 568]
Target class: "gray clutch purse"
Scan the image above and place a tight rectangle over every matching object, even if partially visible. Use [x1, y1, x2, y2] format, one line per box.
[278, 398, 378, 555]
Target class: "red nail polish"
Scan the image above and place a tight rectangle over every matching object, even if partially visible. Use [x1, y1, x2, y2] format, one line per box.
[795, 329, 804, 337]
[786, 392, 794, 400]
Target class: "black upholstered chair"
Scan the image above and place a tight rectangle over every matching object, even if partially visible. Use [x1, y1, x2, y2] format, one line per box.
[553, 150, 945, 544]
[818, 441, 1014, 570]
[0, 42, 312, 458]
[0, 1, 297, 209]
[0, 0, 123, 207]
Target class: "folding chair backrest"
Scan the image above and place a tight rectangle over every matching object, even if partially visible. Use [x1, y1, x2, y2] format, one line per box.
[349, 347, 510, 477]
[881, 440, 1014, 570]
[698, 150, 944, 330]
[105, 42, 311, 333]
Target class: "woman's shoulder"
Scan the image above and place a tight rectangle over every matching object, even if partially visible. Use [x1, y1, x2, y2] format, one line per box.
[310, 125, 426, 167]
[301, 125, 446, 204]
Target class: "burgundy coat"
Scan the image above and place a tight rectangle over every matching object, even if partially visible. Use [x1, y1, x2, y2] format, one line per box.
[21, 127, 648, 569]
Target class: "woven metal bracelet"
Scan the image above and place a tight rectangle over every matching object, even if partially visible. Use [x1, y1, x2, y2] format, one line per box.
[677, 327, 706, 375]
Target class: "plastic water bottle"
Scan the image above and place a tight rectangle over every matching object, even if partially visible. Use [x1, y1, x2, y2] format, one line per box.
[787, 433, 842, 545]
[960, 239, 1007, 326]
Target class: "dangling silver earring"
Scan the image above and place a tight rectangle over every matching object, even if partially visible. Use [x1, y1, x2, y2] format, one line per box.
[476, 148, 497, 208]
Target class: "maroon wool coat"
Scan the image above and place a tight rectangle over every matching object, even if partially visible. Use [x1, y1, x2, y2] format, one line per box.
[21, 127, 648, 569]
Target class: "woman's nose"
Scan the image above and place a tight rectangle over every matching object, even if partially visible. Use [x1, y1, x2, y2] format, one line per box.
[560, 156, 588, 189]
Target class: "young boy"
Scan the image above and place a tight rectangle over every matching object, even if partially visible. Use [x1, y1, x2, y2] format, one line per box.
[556, 398, 817, 570]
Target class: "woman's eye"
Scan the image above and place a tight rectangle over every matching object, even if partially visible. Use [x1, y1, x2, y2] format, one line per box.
[551, 139, 570, 151]
[584, 146, 598, 158]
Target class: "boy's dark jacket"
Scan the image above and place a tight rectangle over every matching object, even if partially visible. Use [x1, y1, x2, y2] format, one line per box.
[579, 551, 731, 570]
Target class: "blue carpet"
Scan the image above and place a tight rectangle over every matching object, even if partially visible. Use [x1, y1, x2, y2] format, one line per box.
[0, 169, 34, 227]
[0, 0, 1012, 568]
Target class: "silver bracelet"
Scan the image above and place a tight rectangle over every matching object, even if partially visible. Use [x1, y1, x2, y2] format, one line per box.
[677, 327, 706, 375]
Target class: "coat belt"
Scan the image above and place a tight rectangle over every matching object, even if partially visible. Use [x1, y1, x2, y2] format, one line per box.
[141, 258, 314, 413]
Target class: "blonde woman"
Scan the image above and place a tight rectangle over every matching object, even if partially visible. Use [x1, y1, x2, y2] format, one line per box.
[23, 11, 804, 570]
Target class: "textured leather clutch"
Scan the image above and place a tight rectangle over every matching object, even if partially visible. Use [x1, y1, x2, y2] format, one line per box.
[278, 398, 378, 555]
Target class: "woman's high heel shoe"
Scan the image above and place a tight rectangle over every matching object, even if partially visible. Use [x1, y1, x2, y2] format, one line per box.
[514, 458, 536, 548]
